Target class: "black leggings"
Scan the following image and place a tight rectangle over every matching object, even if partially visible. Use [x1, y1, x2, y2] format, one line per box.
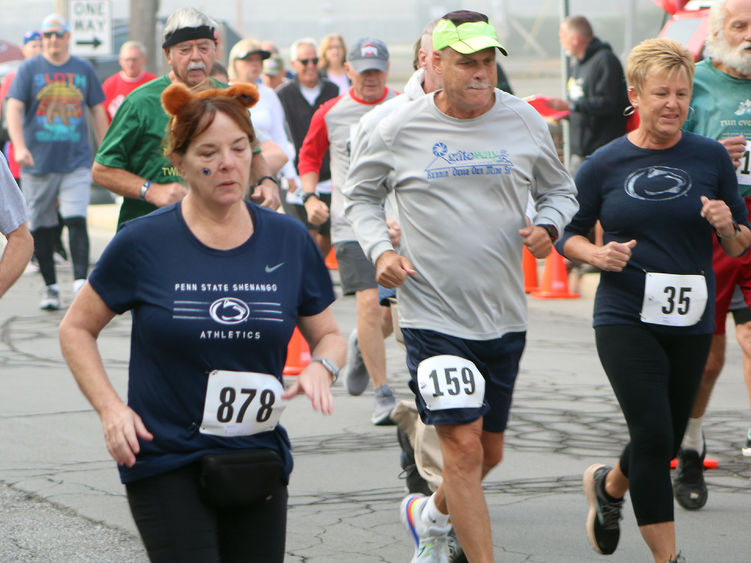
[32, 216, 89, 285]
[595, 325, 711, 526]
[126, 462, 287, 563]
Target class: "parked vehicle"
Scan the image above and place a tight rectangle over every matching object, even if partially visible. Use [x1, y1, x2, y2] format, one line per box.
[654, 0, 713, 60]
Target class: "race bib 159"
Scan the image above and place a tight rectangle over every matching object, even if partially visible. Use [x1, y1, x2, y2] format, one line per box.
[416, 355, 485, 411]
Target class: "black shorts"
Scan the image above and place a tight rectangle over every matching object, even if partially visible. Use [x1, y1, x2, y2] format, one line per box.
[402, 328, 526, 432]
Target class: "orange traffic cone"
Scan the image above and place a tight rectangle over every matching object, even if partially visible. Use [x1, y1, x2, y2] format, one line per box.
[325, 247, 338, 270]
[283, 327, 311, 376]
[522, 247, 539, 293]
[670, 457, 718, 470]
[530, 248, 579, 299]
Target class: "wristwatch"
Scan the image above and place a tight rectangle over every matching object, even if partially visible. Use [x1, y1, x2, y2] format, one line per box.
[301, 192, 319, 205]
[255, 175, 279, 187]
[539, 224, 558, 242]
[139, 180, 152, 201]
[310, 357, 340, 383]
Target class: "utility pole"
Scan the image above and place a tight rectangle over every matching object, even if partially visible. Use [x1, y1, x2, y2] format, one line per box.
[130, 0, 160, 74]
[560, 0, 570, 168]
[54, 0, 68, 17]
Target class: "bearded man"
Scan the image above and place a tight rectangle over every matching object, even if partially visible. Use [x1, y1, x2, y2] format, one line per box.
[673, 0, 751, 511]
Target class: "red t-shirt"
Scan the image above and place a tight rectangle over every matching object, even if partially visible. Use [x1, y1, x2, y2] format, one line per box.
[0, 70, 19, 178]
[102, 70, 157, 123]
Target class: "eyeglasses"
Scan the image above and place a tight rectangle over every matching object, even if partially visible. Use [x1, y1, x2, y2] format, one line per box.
[43, 31, 65, 39]
[298, 57, 319, 66]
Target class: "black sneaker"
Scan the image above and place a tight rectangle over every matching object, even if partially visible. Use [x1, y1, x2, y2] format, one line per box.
[673, 448, 707, 510]
[583, 464, 623, 555]
[396, 426, 432, 496]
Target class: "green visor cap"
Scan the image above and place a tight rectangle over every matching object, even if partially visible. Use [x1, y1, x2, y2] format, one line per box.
[433, 19, 508, 56]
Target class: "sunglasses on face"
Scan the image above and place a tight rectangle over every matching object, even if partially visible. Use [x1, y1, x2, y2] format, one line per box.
[43, 31, 65, 39]
[298, 57, 319, 66]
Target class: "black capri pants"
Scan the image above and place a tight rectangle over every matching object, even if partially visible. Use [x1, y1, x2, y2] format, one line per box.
[595, 324, 711, 526]
[126, 461, 287, 563]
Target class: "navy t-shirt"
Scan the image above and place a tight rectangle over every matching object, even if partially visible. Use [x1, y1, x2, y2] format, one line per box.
[558, 132, 749, 334]
[88, 202, 335, 483]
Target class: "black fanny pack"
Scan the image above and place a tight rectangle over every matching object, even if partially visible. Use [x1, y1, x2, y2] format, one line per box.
[199, 449, 283, 507]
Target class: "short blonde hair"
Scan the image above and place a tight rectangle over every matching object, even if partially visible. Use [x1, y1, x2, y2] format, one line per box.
[626, 37, 694, 93]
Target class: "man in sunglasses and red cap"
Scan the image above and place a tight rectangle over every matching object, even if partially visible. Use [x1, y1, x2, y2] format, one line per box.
[297, 36, 399, 427]
[345, 10, 578, 562]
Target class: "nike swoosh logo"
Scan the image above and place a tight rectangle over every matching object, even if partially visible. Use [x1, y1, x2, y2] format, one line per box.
[265, 263, 284, 273]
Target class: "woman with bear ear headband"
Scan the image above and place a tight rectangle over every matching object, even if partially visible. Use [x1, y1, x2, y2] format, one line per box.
[60, 82, 346, 562]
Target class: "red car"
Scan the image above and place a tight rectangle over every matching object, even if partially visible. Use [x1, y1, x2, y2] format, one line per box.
[655, 0, 712, 61]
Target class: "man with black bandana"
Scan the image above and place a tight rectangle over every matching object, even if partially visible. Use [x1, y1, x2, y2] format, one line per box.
[92, 7, 280, 228]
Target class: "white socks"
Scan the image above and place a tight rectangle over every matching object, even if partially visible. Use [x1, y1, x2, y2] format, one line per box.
[681, 417, 704, 453]
[422, 494, 450, 528]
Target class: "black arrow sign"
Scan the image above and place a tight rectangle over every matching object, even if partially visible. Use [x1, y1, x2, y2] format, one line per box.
[76, 37, 102, 49]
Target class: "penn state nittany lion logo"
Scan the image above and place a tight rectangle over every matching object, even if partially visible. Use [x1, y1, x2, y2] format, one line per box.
[624, 166, 692, 201]
[209, 297, 250, 325]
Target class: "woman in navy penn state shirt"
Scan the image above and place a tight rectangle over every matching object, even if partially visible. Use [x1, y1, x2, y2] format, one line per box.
[60, 82, 345, 562]
[557, 38, 751, 563]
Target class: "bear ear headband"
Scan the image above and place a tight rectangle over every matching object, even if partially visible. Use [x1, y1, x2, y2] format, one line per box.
[161, 82, 260, 117]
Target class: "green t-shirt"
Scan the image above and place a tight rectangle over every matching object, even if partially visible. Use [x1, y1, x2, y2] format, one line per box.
[95, 76, 261, 227]
[685, 58, 751, 196]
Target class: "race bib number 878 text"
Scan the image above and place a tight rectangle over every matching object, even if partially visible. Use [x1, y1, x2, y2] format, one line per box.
[200, 370, 287, 437]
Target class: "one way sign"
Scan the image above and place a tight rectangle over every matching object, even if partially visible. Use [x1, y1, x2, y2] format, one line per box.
[69, 0, 112, 57]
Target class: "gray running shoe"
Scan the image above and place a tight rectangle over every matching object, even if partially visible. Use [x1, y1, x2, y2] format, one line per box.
[583, 464, 623, 555]
[40, 286, 60, 311]
[371, 384, 396, 426]
[343, 329, 369, 395]
[673, 447, 707, 510]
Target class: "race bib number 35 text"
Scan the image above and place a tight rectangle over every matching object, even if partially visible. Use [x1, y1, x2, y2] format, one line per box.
[200, 370, 286, 437]
[417, 355, 485, 411]
[640, 272, 707, 327]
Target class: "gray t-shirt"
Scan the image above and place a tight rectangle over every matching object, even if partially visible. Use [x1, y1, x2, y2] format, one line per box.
[344, 90, 578, 340]
[0, 158, 26, 235]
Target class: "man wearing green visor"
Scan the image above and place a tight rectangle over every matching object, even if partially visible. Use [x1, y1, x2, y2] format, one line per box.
[345, 10, 578, 562]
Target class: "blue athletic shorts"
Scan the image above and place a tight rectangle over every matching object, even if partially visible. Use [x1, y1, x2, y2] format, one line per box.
[401, 328, 525, 432]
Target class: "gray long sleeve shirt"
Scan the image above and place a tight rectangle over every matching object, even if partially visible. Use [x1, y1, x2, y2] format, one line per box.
[344, 90, 578, 340]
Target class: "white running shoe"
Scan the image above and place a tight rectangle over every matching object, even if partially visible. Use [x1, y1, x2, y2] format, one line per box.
[40, 285, 60, 311]
[72, 278, 86, 294]
[400, 494, 451, 563]
[742, 428, 751, 457]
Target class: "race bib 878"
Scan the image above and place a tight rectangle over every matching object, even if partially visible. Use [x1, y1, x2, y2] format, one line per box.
[200, 370, 287, 437]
